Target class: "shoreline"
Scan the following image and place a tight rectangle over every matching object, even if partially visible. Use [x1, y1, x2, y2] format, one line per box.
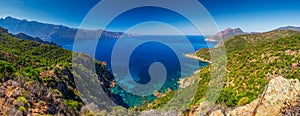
[185, 54, 212, 64]
[178, 53, 212, 88]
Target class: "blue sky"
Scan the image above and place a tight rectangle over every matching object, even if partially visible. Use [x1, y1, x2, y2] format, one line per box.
[0, 0, 300, 34]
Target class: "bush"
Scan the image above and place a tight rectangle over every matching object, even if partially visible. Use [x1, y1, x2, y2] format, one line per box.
[19, 106, 26, 112]
[237, 97, 249, 106]
[64, 100, 83, 110]
[53, 89, 62, 96]
[17, 96, 28, 104]
[0, 60, 15, 76]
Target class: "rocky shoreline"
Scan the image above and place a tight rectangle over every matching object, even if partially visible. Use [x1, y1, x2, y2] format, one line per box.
[185, 54, 212, 63]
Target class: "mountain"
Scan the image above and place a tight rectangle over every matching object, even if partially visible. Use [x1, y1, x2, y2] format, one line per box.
[0, 16, 129, 42]
[276, 26, 300, 32]
[13, 33, 58, 46]
[0, 27, 58, 46]
[0, 27, 126, 115]
[205, 28, 247, 42]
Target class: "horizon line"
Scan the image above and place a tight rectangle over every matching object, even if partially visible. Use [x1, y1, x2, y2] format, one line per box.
[1, 15, 299, 35]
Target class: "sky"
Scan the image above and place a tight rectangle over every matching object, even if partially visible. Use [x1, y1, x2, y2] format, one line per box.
[0, 0, 300, 35]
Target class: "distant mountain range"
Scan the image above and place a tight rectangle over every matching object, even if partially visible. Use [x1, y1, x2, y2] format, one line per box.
[0, 27, 58, 46]
[13, 33, 58, 46]
[205, 26, 300, 42]
[205, 28, 247, 42]
[0, 16, 130, 42]
[275, 26, 300, 32]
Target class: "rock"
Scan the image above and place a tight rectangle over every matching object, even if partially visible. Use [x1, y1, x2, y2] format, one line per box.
[8, 80, 20, 87]
[140, 110, 179, 116]
[190, 76, 300, 116]
[8, 105, 22, 116]
[6, 98, 14, 104]
[189, 101, 214, 116]
[210, 110, 224, 116]
[0, 87, 6, 97]
[292, 63, 299, 68]
[0, 78, 80, 115]
[80, 102, 99, 114]
[226, 76, 300, 116]
[12, 87, 23, 98]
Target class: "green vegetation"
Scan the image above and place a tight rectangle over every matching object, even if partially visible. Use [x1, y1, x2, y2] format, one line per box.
[17, 96, 28, 104]
[195, 48, 211, 61]
[0, 27, 115, 115]
[192, 30, 300, 107]
[134, 91, 176, 111]
[0, 60, 15, 79]
[1, 25, 300, 114]
[135, 30, 300, 113]
[19, 106, 26, 112]
[237, 97, 249, 106]
[64, 100, 83, 111]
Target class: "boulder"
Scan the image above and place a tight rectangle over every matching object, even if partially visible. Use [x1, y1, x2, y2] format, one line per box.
[210, 110, 224, 116]
[226, 76, 300, 116]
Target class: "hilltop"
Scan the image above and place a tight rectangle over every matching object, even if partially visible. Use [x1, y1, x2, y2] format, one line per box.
[205, 28, 247, 42]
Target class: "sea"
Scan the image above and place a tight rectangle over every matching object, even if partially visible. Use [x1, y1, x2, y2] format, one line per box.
[56, 35, 217, 108]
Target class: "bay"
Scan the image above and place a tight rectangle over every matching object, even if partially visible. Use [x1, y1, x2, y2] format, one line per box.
[58, 35, 217, 107]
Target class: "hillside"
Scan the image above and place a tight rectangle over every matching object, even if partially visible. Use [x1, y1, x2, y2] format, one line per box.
[0, 27, 118, 115]
[190, 30, 300, 114]
[13, 33, 58, 46]
[196, 30, 300, 61]
[136, 30, 300, 115]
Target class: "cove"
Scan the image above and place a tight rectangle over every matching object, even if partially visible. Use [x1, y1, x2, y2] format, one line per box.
[58, 35, 217, 108]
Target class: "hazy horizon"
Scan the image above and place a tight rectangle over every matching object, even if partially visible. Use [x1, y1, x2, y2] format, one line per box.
[0, 0, 300, 35]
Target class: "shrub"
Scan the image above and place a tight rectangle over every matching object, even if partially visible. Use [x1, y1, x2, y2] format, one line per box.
[17, 96, 28, 104]
[0, 60, 15, 76]
[237, 97, 249, 106]
[19, 106, 26, 112]
[64, 100, 83, 110]
[53, 89, 62, 96]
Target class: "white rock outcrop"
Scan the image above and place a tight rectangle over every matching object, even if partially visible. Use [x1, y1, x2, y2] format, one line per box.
[227, 76, 300, 116]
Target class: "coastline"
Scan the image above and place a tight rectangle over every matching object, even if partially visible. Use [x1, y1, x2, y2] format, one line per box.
[185, 54, 212, 64]
[178, 53, 212, 88]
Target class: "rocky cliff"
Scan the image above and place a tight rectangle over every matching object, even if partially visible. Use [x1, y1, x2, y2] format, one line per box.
[205, 28, 246, 42]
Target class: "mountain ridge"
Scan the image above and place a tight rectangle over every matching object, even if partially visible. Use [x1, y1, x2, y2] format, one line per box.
[0, 16, 130, 42]
[275, 26, 300, 32]
[205, 26, 300, 42]
[205, 28, 247, 42]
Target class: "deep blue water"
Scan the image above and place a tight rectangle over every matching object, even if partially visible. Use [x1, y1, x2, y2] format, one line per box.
[58, 35, 217, 107]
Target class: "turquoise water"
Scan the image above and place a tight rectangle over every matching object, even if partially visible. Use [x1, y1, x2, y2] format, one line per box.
[59, 35, 217, 108]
